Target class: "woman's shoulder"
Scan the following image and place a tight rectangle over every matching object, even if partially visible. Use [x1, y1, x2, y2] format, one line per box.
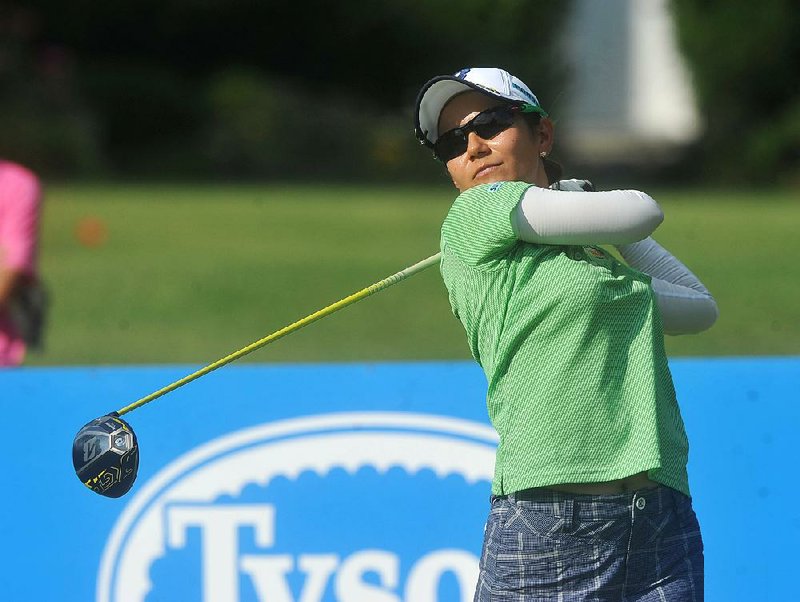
[0, 160, 41, 195]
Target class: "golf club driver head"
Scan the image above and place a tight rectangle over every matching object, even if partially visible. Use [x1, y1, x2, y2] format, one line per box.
[72, 413, 139, 498]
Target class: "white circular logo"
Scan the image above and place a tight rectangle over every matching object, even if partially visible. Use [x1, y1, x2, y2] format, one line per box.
[98, 412, 498, 602]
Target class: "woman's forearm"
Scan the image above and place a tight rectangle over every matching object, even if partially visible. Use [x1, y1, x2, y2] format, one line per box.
[616, 237, 718, 335]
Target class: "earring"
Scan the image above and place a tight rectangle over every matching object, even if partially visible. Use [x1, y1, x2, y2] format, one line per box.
[540, 151, 548, 158]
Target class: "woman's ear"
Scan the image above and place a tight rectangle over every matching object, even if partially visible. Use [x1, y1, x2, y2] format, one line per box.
[539, 117, 555, 154]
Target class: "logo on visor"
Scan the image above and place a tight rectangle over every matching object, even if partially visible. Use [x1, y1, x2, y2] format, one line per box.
[98, 413, 497, 602]
[511, 82, 537, 105]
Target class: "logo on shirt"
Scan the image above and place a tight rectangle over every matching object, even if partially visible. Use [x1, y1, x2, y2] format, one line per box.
[97, 412, 498, 602]
[488, 182, 505, 192]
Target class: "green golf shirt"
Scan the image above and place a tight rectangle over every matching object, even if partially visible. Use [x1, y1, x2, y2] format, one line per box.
[440, 181, 690, 496]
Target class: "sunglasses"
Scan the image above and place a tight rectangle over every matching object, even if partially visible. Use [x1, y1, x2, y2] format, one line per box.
[433, 105, 540, 162]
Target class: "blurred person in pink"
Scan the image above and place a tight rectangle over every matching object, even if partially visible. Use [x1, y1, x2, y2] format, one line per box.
[0, 159, 43, 366]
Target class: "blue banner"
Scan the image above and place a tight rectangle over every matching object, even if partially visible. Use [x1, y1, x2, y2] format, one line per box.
[0, 358, 797, 601]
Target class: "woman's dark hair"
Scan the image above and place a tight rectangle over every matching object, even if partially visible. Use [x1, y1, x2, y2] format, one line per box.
[521, 112, 542, 131]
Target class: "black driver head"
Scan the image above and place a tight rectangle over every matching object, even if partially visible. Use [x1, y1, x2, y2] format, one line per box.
[72, 413, 139, 498]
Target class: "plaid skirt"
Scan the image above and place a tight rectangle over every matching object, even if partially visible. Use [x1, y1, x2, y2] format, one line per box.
[474, 486, 704, 601]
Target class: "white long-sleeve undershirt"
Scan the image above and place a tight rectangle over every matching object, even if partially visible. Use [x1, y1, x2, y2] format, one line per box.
[510, 182, 718, 335]
[513, 185, 664, 245]
[615, 237, 718, 334]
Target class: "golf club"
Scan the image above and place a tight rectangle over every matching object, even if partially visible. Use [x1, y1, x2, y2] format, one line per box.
[72, 253, 441, 498]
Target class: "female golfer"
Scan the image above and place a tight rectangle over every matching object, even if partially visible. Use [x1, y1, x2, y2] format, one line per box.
[414, 68, 717, 601]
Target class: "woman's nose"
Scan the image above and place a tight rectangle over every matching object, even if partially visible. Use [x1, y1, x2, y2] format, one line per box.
[466, 131, 490, 158]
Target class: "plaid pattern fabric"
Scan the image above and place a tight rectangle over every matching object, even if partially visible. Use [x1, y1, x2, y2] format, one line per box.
[474, 486, 704, 601]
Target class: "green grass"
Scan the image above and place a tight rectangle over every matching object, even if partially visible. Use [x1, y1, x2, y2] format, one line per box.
[28, 182, 800, 365]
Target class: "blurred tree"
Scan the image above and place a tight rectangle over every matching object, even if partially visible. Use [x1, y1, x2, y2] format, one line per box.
[8, 0, 570, 178]
[0, 4, 103, 175]
[671, 0, 800, 184]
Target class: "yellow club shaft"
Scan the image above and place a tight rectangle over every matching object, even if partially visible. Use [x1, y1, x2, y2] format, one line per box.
[116, 253, 441, 416]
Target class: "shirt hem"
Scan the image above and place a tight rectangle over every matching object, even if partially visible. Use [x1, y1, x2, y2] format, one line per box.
[493, 464, 689, 497]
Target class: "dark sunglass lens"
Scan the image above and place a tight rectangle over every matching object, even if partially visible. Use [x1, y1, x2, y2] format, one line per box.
[473, 109, 514, 140]
[433, 107, 514, 161]
[434, 131, 467, 162]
